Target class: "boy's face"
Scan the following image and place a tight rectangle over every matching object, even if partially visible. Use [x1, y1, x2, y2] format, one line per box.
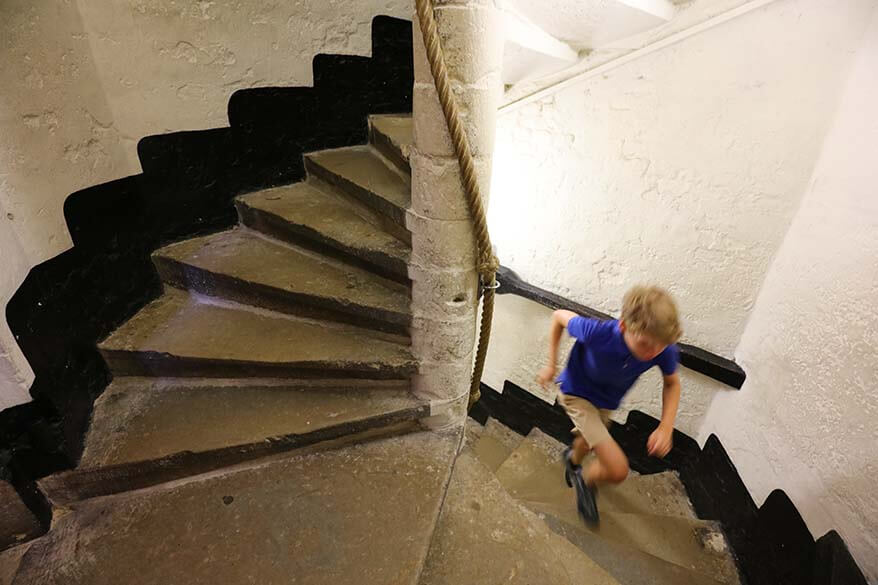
[619, 321, 667, 361]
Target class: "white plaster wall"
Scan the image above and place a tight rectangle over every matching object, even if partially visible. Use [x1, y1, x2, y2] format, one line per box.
[0, 0, 131, 408]
[484, 293, 730, 437]
[700, 10, 878, 579]
[488, 0, 876, 358]
[0, 208, 32, 410]
[0, 0, 410, 410]
[75, 0, 410, 171]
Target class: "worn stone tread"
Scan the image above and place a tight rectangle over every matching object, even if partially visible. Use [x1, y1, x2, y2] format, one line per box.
[463, 417, 485, 447]
[15, 431, 460, 585]
[489, 429, 738, 583]
[369, 114, 412, 170]
[496, 429, 697, 519]
[537, 512, 731, 585]
[0, 483, 40, 551]
[418, 449, 622, 585]
[153, 228, 410, 331]
[0, 543, 31, 585]
[236, 181, 409, 281]
[98, 288, 415, 379]
[305, 145, 410, 226]
[81, 377, 421, 468]
[470, 418, 523, 472]
[525, 499, 739, 584]
[494, 427, 565, 485]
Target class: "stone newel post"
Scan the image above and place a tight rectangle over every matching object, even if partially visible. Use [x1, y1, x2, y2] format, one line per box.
[408, 0, 504, 426]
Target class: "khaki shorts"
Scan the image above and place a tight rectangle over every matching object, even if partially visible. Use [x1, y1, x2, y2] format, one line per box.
[558, 392, 613, 448]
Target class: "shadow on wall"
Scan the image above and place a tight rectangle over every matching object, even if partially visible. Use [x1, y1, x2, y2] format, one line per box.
[0, 16, 413, 488]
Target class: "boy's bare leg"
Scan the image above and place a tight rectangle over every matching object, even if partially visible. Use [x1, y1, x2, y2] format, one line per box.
[584, 438, 629, 486]
[569, 434, 591, 466]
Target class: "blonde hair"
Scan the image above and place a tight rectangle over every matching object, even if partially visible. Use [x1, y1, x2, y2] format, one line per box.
[621, 285, 682, 344]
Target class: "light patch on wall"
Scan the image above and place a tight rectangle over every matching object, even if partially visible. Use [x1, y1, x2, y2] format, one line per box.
[487, 0, 873, 358]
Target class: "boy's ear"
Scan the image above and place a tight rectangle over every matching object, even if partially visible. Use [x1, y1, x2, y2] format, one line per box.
[618, 320, 627, 333]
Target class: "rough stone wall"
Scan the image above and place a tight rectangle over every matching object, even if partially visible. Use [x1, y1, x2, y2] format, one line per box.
[700, 10, 878, 579]
[487, 0, 876, 358]
[0, 0, 410, 410]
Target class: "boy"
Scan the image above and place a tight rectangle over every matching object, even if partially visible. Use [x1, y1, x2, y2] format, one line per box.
[537, 285, 682, 525]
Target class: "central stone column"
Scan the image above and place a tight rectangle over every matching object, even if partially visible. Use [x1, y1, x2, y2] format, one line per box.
[408, 0, 503, 426]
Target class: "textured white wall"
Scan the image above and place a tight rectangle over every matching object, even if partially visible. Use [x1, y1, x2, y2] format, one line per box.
[700, 11, 878, 579]
[488, 0, 875, 358]
[75, 0, 411, 171]
[0, 0, 130, 409]
[483, 293, 730, 438]
[0, 0, 410, 410]
[0, 208, 32, 410]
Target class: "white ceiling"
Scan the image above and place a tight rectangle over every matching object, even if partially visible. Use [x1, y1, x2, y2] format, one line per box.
[504, 0, 675, 51]
[499, 0, 677, 84]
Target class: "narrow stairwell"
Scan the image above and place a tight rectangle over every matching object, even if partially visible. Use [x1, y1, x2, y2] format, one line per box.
[2, 14, 745, 585]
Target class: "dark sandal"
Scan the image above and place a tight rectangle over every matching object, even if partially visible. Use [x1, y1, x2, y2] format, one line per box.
[562, 447, 580, 488]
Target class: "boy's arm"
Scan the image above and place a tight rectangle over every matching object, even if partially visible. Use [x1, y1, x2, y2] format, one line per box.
[537, 310, 578, 389]
[647, 372, 681, 457]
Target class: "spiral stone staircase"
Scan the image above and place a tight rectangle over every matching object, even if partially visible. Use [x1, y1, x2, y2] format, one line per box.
[2, 10, 865, 585]
[0, 100, 741, 584]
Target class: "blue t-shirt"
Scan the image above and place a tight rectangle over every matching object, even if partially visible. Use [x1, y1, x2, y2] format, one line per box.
[557, 317, 679, 410]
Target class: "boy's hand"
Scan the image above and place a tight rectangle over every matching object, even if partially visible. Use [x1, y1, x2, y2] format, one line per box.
[647, 425, 673, 458]
[537, 365, 557, 390]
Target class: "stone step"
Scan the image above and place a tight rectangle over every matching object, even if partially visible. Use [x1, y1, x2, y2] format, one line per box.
[493, 426, 566, 487]
[463, 416, 487, 446]
[21, 431, 459, 585]
[495, 429, 697, 519]
[98, 288, 416, 379]
[41, 407, 429, 509]
[152, 228, 410, 336]
[537, 512, 730, 585]
[468, 418, 524, 472]
[418, 448, 622, 585]
[369, 114, 412, 172]
[470, 431, 724, 585]
[514, 463, 699, 520]
[490, 428, 739, 584]
[0, 482, 41, 551]
[304, 145, 410, 240]
[0, 542, 31, 585]
[236, 181, 410, 284]
[526, 499, 740, 585]
[80, 377, 420, 468]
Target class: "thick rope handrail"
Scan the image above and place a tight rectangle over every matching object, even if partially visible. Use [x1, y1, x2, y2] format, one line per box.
[415, 0, 498, 408]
